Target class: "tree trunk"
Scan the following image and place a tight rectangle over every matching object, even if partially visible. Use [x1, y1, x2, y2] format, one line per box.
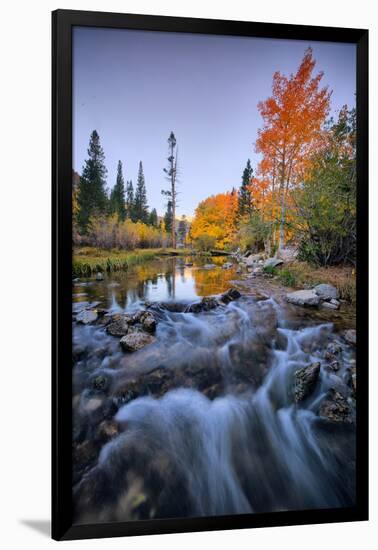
[170, 140, 176, 249]
[278, 183, 286, 253]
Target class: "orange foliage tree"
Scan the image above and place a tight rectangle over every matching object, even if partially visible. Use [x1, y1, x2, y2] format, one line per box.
[255, 48, 331, 252]
[190, 191, 238, 250]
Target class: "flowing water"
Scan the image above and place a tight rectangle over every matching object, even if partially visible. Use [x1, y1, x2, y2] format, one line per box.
[72, 255, 356, 524]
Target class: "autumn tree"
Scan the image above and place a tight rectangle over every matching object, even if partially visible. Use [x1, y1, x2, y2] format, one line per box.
[162, 132, 178, 248]
[238, 159, 254, 217]
[190, 192, 238, 251]
[256, 48, 331, 252]
[109, 160, 127, 222]
[134, 161, 148, 223]
[77, 130, 108, 233]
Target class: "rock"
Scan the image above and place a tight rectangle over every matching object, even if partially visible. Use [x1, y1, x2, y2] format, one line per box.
[95, 272, 104, 281]
[120, 332, 156, 352]
[294, 362, 320, 402]
[277, 247, 297, 261]
[141, 312, 157, 333]
[343, 329, 356, 346]
[253, 267, 263, 275]
[73, 440, 98, 465]
[97, 419, 119, 442]
[330, 299, 340, 307]
[82, 397, 103, 413]
[244, 254, 262, 266]
[222, 262, 233, 269]
[327, 360, 340, 372]
[220, 288, 241, 303]
[313, 283, 339, 301]
[185, 262, 193, 267]
[91, 375, 109, 392]
[236, 267, 242, 274]
[286, 289, 320, 307]
[321, 301, 339, 310]
[264, 257, 284, 269]
[327, 342, 342, 355]
[76, 309, 98, 324]
[132, 310, 144, 323]
[106, 317, 129, 337]
[318, 389, 352, 423]
[186, 296, 220, 313]
[203, 263, 217, 269]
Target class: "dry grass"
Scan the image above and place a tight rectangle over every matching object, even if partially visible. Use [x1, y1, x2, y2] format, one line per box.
[276, 261, 356, 304]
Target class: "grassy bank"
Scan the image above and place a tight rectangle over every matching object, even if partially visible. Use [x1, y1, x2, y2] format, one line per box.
[72, 247, 193, 277]
[265, 261, 356, 304]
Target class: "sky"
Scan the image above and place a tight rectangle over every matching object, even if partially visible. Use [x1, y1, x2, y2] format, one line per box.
[73, 27, 356, 218]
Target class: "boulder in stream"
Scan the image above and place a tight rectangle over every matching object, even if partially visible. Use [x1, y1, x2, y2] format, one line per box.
[220, 288, 242, 303]
[286, 289, 320, 307]
[343, 329, 356, 346]
[95, 272, 104, 281]
[106, 317, 129, 337]
[120, 331, 156, 352]
[186, 296, 220, 313]
[76, 309, 98, 324]
[318, 388, 352, 423]
[141, 312, 157, 333]
[294, 362, 320, 402]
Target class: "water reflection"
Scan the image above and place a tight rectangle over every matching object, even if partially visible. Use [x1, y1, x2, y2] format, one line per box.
[73, 255, 237, 311]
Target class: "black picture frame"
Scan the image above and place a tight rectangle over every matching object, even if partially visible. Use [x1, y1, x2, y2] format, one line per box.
[52, 9, 369, 541]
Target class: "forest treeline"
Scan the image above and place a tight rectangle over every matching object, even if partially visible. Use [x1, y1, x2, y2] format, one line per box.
[74, 48, 356, 267]
[73, 130, 188, 250]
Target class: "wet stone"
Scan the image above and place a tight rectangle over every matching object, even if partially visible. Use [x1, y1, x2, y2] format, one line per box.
[106, 317, 129, 337]
[120, 331, 156, 352]
[294, 362, 320, 402]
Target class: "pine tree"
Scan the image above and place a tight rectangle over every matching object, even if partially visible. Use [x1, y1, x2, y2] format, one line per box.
[238, 159, 253, 217]
[109, 160, 126, 221]
[134, 161, 149, 223]
[126, 180, 135, 221]
[149, 208, 158, 227]
[178, 215, 187, 246]
[164, 200, 173, 234]
[77, 130, 108, 233]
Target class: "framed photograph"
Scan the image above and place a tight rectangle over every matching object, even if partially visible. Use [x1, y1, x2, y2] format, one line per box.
[52, 9, 368, 541]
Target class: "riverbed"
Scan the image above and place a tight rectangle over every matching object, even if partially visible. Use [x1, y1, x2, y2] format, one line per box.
[72, 255, 356, 524]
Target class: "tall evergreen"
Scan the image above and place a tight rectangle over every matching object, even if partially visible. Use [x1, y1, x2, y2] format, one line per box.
[178, 215, 187, 245]
[109, 160, 126, 221]
[77, 130, 108, 233]
[149, 208, 158, 227]
[164, 200, 173, 233]
[125, 180, 135, 221]
[238, 159, 253, 217]
[134, 161, 149, 223]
